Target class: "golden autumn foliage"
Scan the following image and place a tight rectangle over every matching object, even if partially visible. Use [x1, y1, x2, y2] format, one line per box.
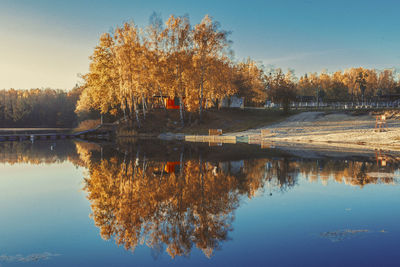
[234, 59, 267, 105]
[75, 12, 400, 124]
[297, 67, 399, 102]
[77, 14, 239, 126]
[266, 68, 297, 113]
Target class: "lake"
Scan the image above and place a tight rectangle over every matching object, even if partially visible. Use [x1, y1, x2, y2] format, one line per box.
[0, 139, 399, 266]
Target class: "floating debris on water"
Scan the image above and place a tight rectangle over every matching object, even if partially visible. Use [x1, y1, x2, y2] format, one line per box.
[0, 252, 60, 263]
[320, 229, 389, 242]
[320, 229, 369, 242]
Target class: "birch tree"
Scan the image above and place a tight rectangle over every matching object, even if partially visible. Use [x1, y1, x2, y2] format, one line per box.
[193, 15, 230, 121]
[76, 33, 119, 115]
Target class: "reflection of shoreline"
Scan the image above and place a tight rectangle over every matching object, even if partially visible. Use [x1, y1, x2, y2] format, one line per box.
[366, 172, 398, 179]
[1, 140, 399, 259]
[259, 141, 400, 159]
[229, 112, 400, 153]
[82, 144, 304, 258]
[80, 141, 398, 259]
[1, 139, 398, 188]
[0, 140, 79, 165]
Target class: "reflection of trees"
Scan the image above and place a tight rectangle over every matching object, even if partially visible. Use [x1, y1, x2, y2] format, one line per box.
[1, 140, 398, 259]
[298, 158, 398, 187]
[264, 159, 298, 192]
[0, 140, 79, 165]
[3, 140, 396, 191]
[84, 155, 240, 258]
[82, 145, 304, 259]
[73, 141, 101, 167]
[80, 143, 400, 259]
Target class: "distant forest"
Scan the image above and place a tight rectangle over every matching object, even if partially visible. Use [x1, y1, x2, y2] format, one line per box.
[0, 87, 83, 127]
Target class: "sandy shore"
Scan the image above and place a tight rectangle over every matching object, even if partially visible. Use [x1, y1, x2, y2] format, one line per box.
[229, 111, 400, 152]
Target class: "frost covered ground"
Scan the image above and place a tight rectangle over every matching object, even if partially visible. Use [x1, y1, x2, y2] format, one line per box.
[230, 111, 400, 152]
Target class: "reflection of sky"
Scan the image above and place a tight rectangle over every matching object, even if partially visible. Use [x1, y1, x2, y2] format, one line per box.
[232, 178, 400, 267]
[0, 162, 399, 266]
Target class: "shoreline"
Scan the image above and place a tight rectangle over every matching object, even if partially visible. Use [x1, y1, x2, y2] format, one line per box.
[155, 111, 400, 154]
[226, 111, 400, 153]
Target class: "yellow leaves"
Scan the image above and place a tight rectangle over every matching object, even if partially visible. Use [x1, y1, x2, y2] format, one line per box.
[78, 13, 237, 119]
[75, 90, 92, 112]
[233, 59, 268, 105]
[296, 67, 398, 102]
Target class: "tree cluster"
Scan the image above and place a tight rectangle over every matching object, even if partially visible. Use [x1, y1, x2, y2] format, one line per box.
[0, 87, 81, 127]
[77, 14, 239, 126]
[297, 67, 400, 102]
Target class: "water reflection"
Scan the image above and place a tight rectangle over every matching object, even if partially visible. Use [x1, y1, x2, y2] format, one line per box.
[0, 140, 79, 165]
[84, 156, 241, 258]
[298, 155, 399, 187]
[78, 141, 399, 259]
[1, 140, 399, 259]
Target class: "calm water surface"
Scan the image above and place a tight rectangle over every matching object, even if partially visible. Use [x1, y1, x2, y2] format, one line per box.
[0, 140, 399, 266]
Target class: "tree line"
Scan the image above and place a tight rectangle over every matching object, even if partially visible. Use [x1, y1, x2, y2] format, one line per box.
[2, 65, 398, 128]
[238, 66, 400, 111]
[77, 13, 400, 126]
[0, 87, 82, 127]
[296, 68, 400, 103]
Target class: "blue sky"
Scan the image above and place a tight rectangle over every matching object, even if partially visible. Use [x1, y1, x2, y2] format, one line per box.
[1, 0, 399, 89]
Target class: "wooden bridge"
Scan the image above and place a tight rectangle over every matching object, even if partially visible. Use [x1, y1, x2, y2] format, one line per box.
[0, 124, 115, 142]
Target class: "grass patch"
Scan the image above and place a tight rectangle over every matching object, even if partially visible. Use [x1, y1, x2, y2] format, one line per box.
[122, 108, 298, 135]
[179, 109, 296, 135]
[73, 119, 100, 133]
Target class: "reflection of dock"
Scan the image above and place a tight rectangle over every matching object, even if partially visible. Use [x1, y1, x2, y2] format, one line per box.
[0, 124, 114, 142]
[185, 135, 237, 143]
[184, 134, 275, 149]
[185, 129, 276, 146]
[0, 133, 76, 141]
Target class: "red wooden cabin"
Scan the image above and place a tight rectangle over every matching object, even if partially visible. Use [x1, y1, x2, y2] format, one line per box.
[152, 95, 183, 110]
[164, 97, 180, 110]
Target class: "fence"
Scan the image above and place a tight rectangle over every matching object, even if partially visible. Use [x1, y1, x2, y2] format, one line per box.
[264, 101, 400, 110]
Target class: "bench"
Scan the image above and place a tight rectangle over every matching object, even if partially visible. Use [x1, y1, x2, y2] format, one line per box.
[209, 129, 222, 136]
[375, 115, 387, 132]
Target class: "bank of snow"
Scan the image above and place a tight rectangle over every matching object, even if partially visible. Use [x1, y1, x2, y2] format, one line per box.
[229, 111, 400, 152]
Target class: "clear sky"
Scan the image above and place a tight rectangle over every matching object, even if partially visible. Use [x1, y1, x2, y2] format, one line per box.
[1, 0, 399, 90]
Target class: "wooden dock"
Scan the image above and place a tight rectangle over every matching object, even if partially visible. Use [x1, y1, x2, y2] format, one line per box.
[0, 124, 115, 142]
[184, 132, 276, 148]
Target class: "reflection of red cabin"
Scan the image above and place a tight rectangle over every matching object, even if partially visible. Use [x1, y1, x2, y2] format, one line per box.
[164, 97, 180, 109]
[164, 162, 180, 173]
